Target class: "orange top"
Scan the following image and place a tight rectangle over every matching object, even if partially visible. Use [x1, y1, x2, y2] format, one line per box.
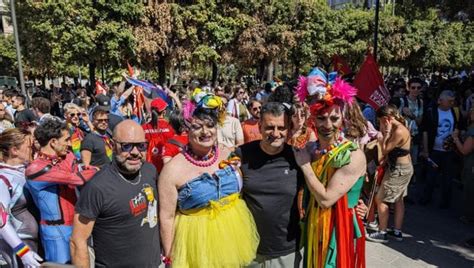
[241, 119, 262, 144]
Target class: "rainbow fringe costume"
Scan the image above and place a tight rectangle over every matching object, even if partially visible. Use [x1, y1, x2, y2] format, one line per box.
[302, 141, 365, 268]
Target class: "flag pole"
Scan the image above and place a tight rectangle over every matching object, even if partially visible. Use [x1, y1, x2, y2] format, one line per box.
[373, 0, 380, 61]
[10, 0, 27, 103]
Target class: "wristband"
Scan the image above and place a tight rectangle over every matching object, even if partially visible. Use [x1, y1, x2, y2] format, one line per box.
[13, 242, 30, 258]
[161, 255, 172, 265]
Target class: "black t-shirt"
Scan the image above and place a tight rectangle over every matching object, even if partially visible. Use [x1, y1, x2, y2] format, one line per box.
[237, 141, 304, 257]
[80, 133, 112, 167]
[75, 161, 161, 267]
[14, 109, 36, 127]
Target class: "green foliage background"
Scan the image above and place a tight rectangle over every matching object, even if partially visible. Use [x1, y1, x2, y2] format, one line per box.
[0, 0, 472, 84]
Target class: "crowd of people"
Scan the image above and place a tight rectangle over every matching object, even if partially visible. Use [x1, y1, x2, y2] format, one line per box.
[0, 68, 472, 268]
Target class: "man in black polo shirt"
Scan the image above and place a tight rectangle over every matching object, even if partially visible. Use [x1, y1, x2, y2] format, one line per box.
[71, 120, 160, 267]
[238, 102, 304, 268]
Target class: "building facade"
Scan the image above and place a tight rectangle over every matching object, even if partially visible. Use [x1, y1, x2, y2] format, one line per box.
[0, 0, 13, 35]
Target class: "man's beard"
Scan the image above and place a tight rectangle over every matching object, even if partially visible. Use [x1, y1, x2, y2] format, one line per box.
[115, 154, 143, 174]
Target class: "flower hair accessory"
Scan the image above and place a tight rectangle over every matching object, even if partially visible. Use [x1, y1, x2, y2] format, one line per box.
[295, 67, 357, 115]
[182, 88, 226, 124]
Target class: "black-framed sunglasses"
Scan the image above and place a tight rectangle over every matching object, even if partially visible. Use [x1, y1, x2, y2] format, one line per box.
[116, 141, 148, 152]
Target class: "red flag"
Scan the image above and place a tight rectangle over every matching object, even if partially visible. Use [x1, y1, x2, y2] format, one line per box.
[126, 62, 145, 118]
[95, 80, 107, 96]
[127, 62, 134, 77]
[133, 87, 145, 119]
[332, 55, 352, 76]
[353, 53, 390, 110]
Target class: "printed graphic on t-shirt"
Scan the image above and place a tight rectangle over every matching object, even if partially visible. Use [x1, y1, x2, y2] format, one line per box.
[433, 109, 454, 151]
[128, 184, 158, 228]
[435, 118, 453, 149]
[141, 184, 158, 228]
[436, 118, 453, 139]
[129, 190, 147, 216]
[151, 147, 160, 155]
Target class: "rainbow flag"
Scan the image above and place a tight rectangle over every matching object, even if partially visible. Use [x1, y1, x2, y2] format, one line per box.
[95, 132, 113, 160]
[69, 125, 84, 160]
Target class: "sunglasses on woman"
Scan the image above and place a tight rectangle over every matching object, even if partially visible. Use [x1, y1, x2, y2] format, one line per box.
[116, 141, 148, 152]
[69, 112, 86, 118]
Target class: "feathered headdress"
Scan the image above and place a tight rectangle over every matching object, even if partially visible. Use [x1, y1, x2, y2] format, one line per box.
[295, 67, 357, 115]
[182, 88, 226, 125]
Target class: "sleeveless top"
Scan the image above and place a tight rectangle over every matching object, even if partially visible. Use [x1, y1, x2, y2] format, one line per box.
[388, 147, 410, 167]
[177, 165, 242, 211]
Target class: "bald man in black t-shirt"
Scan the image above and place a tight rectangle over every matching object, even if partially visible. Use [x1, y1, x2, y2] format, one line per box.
[71, 120, 161, 267]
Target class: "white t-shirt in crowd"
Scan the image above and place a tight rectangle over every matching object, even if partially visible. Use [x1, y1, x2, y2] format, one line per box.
[433, 108, 454, 151]
[217, 115, 244, 148]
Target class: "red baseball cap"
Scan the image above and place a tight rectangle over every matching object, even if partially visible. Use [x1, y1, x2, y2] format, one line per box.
[150, 97, 168, 112]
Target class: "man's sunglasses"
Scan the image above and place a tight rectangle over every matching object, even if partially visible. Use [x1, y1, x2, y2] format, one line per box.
[116, 142, 148, 152]
[410, 86, 422, 89]
[95, 119, 109, 123]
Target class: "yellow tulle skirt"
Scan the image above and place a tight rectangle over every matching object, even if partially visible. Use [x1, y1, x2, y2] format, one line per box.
[172, 193, 260, 268]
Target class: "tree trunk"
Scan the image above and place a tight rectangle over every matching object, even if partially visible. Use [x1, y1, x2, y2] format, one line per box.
[101, 66, 105, 83]
[257, 59, 266, 82]
[157, 55, 166, 86]
[293, 58, 301, 79]
[211, 61, 218, 87]
[88, 61, 96, 95]
[169, 66, 174, 87]
[265, 59, 274, 82]
[41, 75, 46, 90]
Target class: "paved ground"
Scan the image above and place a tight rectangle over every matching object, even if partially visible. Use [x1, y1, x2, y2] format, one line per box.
[366, 183, 474, 268]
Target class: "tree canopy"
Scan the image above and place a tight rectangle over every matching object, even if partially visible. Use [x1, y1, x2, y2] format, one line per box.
[2, 0, 472, 84]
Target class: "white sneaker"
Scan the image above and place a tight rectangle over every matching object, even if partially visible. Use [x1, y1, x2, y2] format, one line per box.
[366, 221, 379, 231]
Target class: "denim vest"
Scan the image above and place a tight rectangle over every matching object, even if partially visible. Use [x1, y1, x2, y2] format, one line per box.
[177, 165, 242, 210]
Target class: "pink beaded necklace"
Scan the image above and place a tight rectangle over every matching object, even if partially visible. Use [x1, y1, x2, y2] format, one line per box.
[183, 145, 219, 167]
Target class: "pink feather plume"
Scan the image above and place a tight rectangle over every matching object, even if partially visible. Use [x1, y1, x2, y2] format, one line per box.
[295, 75, 308, 102]
[182, 100, 196, 121]
[331, 77, 357, 105]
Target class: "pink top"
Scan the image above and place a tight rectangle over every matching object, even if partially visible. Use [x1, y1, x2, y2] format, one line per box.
[355, 121, 381, 146]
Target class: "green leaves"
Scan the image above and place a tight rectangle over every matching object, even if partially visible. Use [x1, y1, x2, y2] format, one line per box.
[6, 0, 472, 82]
[13, 0, 142, 78]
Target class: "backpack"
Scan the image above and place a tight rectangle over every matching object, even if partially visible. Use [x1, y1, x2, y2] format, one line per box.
[399, 96, 422, 111]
